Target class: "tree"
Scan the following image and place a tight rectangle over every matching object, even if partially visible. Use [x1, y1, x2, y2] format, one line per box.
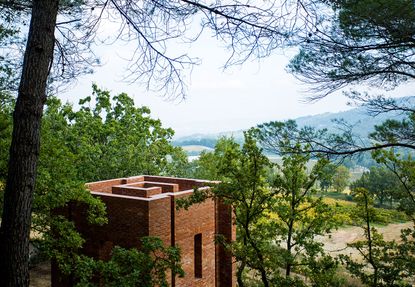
[188, 150, 218, 180]
[288, 0, 415, 98]
[340, 188, 415, 286]
[270, 148, 338, 286]
[63, 85, 188, 181]
[279, 0, 415, 162]
[32, 94, 108, 277]
[371, 149, 415, 217]
[74, 237, 184, 287]
[179, 131, 275, 286]
[265, 0, 415, 160]
[351, 166, 400, 208]
[182, 131, 340, 286]
[319, 163, 336, 192]
[0, 2, 59, 285]
[0, 1, 322, 284]
[259, 1, 415, 283]
[332, 165, 350, 193]
[256, 119, 415, 285]
[190, 137, 239, 181]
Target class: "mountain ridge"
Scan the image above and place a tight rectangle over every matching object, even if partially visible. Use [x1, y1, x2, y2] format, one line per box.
[173, 97, 412, 150]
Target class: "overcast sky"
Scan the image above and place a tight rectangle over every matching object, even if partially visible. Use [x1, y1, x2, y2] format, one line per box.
[57, 29, 415, 138]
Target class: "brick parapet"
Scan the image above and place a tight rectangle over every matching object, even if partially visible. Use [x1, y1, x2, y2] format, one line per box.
[112, 185, 162, 197]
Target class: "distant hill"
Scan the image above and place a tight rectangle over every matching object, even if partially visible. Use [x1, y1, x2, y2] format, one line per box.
[173, 131, 244, 149]
[174, 97, 412, 153]
[294, 107, 403, 138]
[181, 145, 214, 156]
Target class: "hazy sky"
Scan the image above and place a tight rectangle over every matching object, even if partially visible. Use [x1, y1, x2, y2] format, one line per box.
[57, 29, 415, 138]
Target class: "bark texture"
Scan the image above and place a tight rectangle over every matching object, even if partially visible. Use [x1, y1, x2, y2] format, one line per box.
[0, 0, 58, 286]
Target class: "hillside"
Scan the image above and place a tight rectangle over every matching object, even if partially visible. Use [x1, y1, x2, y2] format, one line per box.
[180, 145, 214, 156]
[174, 97, 411, 152]
[294, 106, 403, 138]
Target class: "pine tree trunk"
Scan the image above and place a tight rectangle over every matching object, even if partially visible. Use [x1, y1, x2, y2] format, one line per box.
[0, 1, 58, 286]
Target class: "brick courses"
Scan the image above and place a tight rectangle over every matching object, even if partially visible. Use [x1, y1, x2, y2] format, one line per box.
[52, 175, 235, 287]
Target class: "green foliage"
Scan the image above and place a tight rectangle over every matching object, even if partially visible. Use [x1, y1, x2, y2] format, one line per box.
[181, 131, 340, 286]
[332, 165, 350, 193]
[190, 150, 220, 180]
[324, 197, 408, 227]
[288, 0, 415, 95]
[186, 137, 244, 181]
[0, 92, 13, 216]
[270, 149, 339, 285]
[319, 163, 337, 192]
[74, 237, 184, 287]
[33, 86, 188, 280]
[336, 0, 415, 42]
[319, 191, 353, 201]
[305, 254, 344, 287]
[340, 188, 415, 286]
[372, 149, 415, 217]
[215, 131, 274, 286]
[370, 113, 415, 147]
[64, 84, 188, 181]
[256, 117, 415, 285]
[351, 166, 401, 208]
[179, 130, 275, 286]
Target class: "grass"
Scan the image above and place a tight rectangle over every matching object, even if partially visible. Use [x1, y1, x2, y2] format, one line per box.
[321, 195, 409, 226]
[317, 191, 353, 202]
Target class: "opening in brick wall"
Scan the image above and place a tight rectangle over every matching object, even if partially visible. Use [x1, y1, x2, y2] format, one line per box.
[194, 233, 202, 278]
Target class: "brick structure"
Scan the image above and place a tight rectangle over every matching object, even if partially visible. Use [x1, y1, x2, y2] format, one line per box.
[52, 175, 236, 287]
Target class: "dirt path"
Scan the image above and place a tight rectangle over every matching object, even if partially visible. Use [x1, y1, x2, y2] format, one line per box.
[30, 261, 50, 287]
[318, 222, 413, 259]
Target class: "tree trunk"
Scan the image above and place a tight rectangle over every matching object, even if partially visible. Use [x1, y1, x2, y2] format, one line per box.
[0, 1, 58, 286]
[286, 219, 293, 277]
[286, 191, 296, 278]
[236, 260, 246, 287]
[364, 193, 378, 287]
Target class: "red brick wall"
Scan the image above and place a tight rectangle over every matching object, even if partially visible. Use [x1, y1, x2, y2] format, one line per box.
[112, 185, 162, 197]
[144, 176, 207, 191]
[215, 199, 236, 287]
[172, 192, 217, 287]
[144, 182, 179, 193]
[86, 178, 128, 193]
[72, 193, 150, 256]
[148, 195, 172, 245]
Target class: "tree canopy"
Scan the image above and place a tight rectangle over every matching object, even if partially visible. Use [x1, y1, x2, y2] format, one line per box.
[288, 0, 415, 98]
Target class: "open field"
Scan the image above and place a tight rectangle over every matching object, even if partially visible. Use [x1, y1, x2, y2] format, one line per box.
[318, 222, 413, 259]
